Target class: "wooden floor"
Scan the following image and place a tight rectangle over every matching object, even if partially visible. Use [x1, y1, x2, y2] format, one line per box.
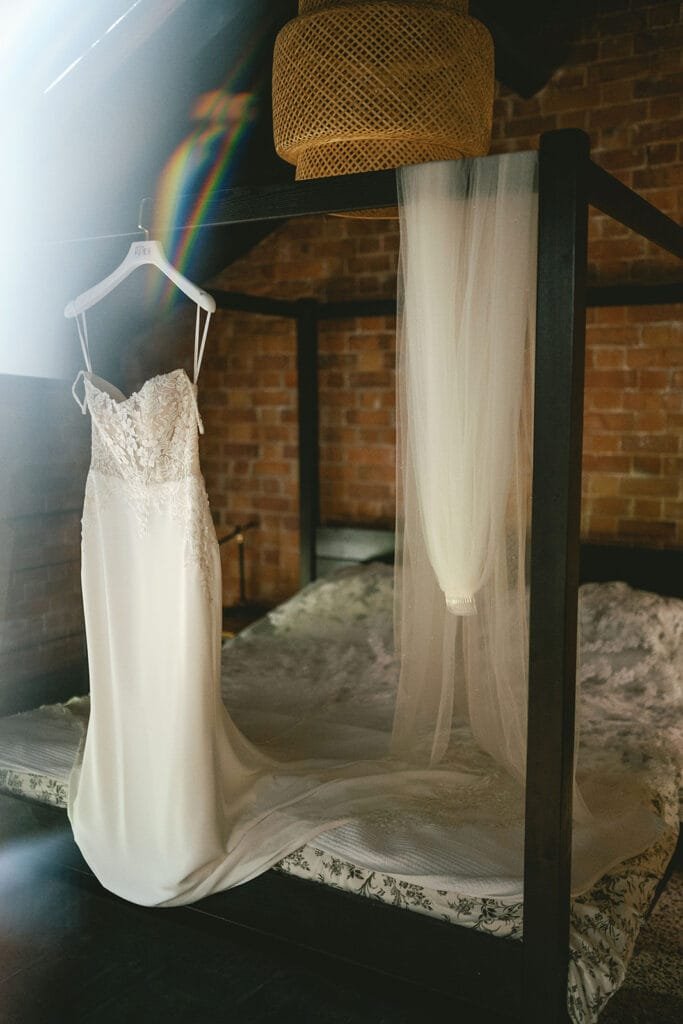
[1, 795, 680, 1024]
[0, 796, 489, 1024]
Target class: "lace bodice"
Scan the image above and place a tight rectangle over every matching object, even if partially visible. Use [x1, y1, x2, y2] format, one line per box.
[80, 368, 216, 598]
[84, 369, 203, 482]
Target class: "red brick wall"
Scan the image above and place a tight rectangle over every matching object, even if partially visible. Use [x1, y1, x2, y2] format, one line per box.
[0, 376, 89, 712]
[200, 302, 397, 604]
[319, 314, 396, 526]
[125, 0, 681, 606]
[583, 302, 683, 544]
[493, 1, 682, 289]
[489, 0, 682, 547]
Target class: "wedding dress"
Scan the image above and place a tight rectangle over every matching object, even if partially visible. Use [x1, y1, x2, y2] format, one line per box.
[67, 314, 471, 908]
[67, 157, 658, 910]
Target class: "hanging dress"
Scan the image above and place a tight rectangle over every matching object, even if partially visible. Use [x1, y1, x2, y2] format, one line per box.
[67, 311, 444, 907]
[66, 181, 658, 910]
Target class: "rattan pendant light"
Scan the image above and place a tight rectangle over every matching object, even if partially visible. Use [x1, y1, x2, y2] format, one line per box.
[272, 0, 494, 201]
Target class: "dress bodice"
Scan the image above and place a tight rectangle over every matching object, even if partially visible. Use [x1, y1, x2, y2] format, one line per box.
[84, 369, 203, 484]
[80, 368, 215, 599]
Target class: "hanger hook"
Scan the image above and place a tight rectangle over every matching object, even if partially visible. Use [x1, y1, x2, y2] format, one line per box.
[137, 197, 152, 241]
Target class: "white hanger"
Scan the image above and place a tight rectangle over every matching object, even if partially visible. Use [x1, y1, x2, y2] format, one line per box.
[64, 206, 216, 318]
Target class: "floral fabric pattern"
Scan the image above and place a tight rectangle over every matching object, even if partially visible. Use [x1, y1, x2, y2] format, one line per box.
[0, 767, 67, 807]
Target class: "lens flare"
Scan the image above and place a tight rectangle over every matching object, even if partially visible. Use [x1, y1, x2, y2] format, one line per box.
[150, 13, 272, 309]
[151, 93, 257, 307]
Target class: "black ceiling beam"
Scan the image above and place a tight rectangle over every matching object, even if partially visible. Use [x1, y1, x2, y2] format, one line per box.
[588, 161, 683, 260]
[587, 282, 683, 307]
[317, 299, 396, 319]
[212, 290, 298, 318]
[214, 284, 682, 321]
[152, 170, 397, 228]
[213, 293, 397, 319]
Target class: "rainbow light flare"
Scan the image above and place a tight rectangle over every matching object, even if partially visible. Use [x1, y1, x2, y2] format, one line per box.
[149, 14, 270, 310]
[150, 110, 255, 311]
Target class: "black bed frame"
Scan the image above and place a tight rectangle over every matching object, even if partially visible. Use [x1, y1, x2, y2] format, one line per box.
[183, 130, 682, 1023]
[170, 129, 682, 1021]
[11, 130, 680, 1022]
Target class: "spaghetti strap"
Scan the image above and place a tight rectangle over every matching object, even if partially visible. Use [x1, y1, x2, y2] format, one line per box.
[191, 303, 212, 435]
[76, 312, 93, 372]
[188, 378, 205, 436]
[193, 305, 212, 384]
[71, 312, 93, 413]
[72, 370, 88, 414]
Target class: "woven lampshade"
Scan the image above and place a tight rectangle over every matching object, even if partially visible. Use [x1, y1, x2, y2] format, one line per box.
[272, 0, 494, 213]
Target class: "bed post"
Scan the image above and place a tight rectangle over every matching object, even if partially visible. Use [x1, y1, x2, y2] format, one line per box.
[296, 298, 320, 586]
[523, 129, 590, 1023]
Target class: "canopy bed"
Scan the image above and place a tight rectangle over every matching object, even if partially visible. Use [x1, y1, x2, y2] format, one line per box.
[0, 130, 682, 1023]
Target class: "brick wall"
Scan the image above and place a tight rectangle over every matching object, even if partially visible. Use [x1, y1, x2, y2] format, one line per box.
[583, 302, 683, 544]
[125, 0, 681, 606]
[489, 0, 682, 547]
[0, 376, 89, 713]
[493, 1, 682, 291]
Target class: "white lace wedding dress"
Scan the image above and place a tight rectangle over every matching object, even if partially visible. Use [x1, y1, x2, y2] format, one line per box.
[67, 351, 448, 907]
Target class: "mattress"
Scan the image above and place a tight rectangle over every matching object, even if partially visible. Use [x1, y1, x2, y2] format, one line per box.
[0, 565, 681, 1023]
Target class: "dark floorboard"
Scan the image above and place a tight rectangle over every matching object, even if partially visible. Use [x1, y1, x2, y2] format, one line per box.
[2, 796, 679, 1024]
[0, 798, 505, 1024]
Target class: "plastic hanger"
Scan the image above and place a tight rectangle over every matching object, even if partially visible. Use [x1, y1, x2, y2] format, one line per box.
[64, 203, 216, 318]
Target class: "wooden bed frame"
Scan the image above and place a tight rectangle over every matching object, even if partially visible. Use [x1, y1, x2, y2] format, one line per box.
[181, 129, 682, 1023]
[5, 130, 681, 1022]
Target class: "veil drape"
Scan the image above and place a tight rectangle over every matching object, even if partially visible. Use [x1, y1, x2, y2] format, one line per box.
[391, 153, 537, 774]
[390, 153, 661, 879]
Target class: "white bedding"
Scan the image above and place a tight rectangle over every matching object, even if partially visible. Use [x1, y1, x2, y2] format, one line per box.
[0, 565, 680, 1023]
